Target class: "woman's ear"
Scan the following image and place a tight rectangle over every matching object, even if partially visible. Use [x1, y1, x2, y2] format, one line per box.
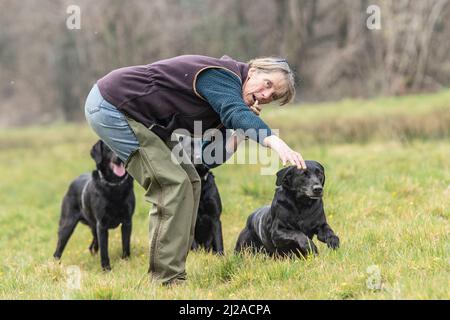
[247, 67, 257, 78]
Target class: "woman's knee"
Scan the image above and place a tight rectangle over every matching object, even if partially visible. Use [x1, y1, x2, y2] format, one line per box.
[161, 172, 193, 204]
[173, 173, 192, 193]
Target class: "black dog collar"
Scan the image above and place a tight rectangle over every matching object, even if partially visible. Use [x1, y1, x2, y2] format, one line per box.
[98, 171, 129, 187]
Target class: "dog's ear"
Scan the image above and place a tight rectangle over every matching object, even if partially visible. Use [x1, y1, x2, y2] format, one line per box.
[315, 162, 325, 186]
[321, 167, 325, 186]
[314, 161, 324, 172]
[276, 166, 296, 188]
[90, 140, 104, 165]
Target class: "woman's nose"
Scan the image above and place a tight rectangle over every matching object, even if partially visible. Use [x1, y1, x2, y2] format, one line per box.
[261, 89, 274, 101]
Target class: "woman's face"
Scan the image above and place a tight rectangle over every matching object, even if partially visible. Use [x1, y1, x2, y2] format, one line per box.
[242, 68, 286, 106]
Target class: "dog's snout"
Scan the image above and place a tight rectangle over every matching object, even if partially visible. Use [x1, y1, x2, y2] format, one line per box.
[312, 185, 323, 195]
[111, 154, 122, 165]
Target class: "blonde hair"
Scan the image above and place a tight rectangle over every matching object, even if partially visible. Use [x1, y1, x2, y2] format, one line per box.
[247, 57, 296, 105]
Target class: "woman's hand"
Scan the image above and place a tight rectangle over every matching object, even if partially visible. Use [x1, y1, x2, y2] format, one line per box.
[263, 135, 307, 170]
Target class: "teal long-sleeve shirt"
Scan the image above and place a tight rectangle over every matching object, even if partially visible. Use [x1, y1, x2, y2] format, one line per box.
[195, 68, 273, 168]
[196, 68, 273, 143]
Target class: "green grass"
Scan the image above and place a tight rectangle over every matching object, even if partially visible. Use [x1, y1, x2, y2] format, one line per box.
[0, 90, 449, 299]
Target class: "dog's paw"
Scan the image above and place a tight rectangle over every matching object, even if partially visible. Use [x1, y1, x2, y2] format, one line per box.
[101, 260, 112, 271]
[121, 253, 130, 260]
[191, 240, 199, 251]
[89, 247, 99, 256]
[302, 239, 318, 256]
[102, 265, 112, 272]
[297, 237, 318, 256]
[214, 250, 225, 256]
[309, 241, 319, 255]
[326, 235, 340, 249]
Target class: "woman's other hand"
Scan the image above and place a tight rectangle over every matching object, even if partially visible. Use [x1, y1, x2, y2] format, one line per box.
[249, 100, 262, 116]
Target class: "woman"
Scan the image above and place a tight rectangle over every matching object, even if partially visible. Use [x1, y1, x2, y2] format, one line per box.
[84, 54, 306, 285]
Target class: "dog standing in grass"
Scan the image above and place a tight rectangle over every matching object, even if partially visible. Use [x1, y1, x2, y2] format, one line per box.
[53, 140, 135, 270]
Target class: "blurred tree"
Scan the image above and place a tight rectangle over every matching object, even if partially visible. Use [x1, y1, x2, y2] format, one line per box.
[0, 0, 449, 126]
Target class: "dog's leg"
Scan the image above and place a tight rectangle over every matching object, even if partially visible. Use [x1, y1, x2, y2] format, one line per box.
[191, 239, 199, 251]
[317, 223, 340, 249]
[121, 221, 132, 259]
[53, 213, 80, 259]
[235, 228, 264, 254]
[96, 223, 111, 271]
[89, 227, 99, 255]
[271, 227, 318, 256]
[204, 238, 214, 253]
[212, 220, 224, 255]
[295, 232, 318, 256]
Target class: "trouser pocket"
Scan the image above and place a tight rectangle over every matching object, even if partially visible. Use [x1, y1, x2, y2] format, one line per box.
[84, 84, 103, 115]
[85, 104, 101, 115]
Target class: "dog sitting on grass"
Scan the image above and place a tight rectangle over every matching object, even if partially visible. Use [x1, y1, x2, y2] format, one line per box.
[178, 135, 224, 254]
[53, 140, 135, 270]
[190, 163, 224, 254]
[235, 161, 339, 257]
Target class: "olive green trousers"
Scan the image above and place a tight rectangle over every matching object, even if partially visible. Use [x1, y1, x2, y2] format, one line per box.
[124, 117, 201, 284]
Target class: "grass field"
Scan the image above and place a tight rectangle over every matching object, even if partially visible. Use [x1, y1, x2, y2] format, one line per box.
[0, 90, 449, 299]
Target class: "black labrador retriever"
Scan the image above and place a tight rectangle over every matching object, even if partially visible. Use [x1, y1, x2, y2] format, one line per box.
[177, 135, 224, 254]
[53, 140, 135, 270]
[235, 160, 339, 257]
[191, 163, 224, 254]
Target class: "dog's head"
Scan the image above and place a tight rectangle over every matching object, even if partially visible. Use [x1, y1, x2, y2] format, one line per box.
[90, 140, 127, 182]
[275, 160, 325, 199]
[177, 134, 212, 180]
[195, 163, 211, 181]
[177, 134, 202, 164]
